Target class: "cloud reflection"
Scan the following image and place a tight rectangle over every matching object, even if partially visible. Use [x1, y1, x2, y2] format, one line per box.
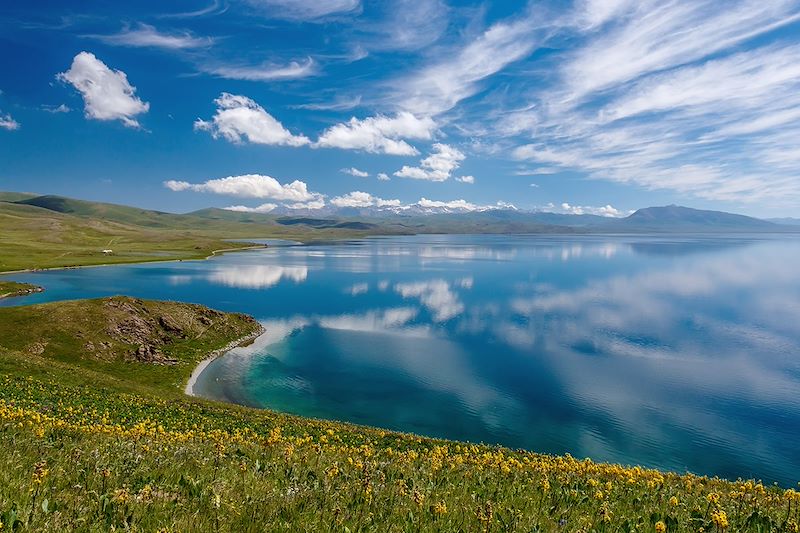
[207, 265, 308, 289]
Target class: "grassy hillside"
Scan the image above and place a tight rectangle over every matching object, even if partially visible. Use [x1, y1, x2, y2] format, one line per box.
[0, 280, 43, 299]
[0, 298, 796, 532]
[0, 195, 385, 273]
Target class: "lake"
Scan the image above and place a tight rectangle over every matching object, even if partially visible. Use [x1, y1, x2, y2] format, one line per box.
[3, 234, 799, 486]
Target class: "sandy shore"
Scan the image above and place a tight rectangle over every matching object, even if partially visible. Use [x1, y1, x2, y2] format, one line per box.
[184, 323, 266, 397]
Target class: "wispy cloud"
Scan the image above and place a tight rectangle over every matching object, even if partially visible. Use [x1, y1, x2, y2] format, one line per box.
[41, 103, 70, 114]
[393, 8, 544, 115]
[291, 95, 361, 111]
[88, 23, 214, 49]
[244, 0, 361, 21]
[501, 0, 800, 205]
[158, 0, 228, 19]
[360, 0, 449, 52]
[0, 112, 20, 130]
[201, 57, 316, 81]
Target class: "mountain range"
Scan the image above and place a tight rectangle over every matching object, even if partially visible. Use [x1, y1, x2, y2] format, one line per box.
[2, 192, 798, 234]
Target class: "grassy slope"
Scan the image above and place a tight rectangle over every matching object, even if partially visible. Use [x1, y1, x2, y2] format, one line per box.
[0, 280, 42, 299]
[0, 198, 380, 273]
[0, 298, 796, 532]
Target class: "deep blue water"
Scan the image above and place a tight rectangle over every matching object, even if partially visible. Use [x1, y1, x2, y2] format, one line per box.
[3, 234, 800, 486]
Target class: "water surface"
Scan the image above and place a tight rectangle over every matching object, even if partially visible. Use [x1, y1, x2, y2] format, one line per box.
[3, 234, 799, 486]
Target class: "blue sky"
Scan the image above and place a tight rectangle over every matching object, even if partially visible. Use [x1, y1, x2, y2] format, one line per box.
[1, 0, 800, 217]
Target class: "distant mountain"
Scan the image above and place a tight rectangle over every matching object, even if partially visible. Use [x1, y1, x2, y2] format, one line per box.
[767, 217, 800, 226]
[3, 192, 797, 235]
[606, 205, 781, 232]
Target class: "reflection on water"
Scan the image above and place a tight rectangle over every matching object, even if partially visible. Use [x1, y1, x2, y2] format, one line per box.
[3, 235, 799, 486]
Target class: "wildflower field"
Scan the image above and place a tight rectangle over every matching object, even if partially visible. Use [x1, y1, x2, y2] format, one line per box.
[0, 297, 797, 532]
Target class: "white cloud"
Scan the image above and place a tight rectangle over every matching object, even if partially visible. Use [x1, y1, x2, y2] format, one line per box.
[315, 112, 436, 155]
[201, 57, 316, 81]
[538, 202, 627, 217]
[163, 174, 322, 204]
[89, 23, 213, 49]
[456, 175, 475, 184]
[245, 0, 360, 21]
[341, 167, 369, 177]
[0, 112, 19, 130]
[366, 0, 449, 52]
[330, 191, 401, 208]
[195, 93, 310, 146]
[292, 95, 361, 111]
[502, 1, 800, 205]
[57, 51, 149, 128]
[159, 0, 227, 18]
[41, 104, 70, 114]
[562, 0, 800, 104]
[377, 172, 390, 181]
[224, 203, 278, 213]
[284, 198, 326, 210]
[396, 12, 543, 115]
[394, 143, 465, 181]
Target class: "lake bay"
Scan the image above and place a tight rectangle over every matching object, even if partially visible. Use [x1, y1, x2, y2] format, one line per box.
[4, 234, 799, 486]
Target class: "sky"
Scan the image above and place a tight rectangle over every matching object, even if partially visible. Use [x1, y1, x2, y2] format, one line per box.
[1, 0, 800, 217]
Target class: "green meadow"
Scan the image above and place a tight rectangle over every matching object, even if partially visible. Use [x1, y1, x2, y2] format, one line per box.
[0, 297, 796, 532]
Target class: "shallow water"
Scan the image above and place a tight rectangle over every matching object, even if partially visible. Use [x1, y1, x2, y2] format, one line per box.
[4, 234, 800, 485]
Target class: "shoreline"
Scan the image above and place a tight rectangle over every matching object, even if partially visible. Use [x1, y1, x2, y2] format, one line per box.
[0, 244, 271, 276]
[184, 323, 266, 397]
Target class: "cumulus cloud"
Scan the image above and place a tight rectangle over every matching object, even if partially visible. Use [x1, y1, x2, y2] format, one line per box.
[315, 112, 436, 155]
[194, 93, 310, 146]
[394, 143, 465, 181]
[377, 172, 390, 181]
[0, 112, 20, 130]
[330, 191, 401, 208]
[245, 0, 360, 21]
[537, 202, 628, 217]
[224, 203, 278, 213]
[456, 175, 475, 184]
[163, 174, 323, 205]
[89, 23, 213, 49]
[341, 167, 369, 177]
[57, 51, 149, 128]
[201, 57, 316, 81]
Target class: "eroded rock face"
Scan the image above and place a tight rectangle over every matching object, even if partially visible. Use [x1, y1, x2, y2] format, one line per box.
[102, 298, 206, 365]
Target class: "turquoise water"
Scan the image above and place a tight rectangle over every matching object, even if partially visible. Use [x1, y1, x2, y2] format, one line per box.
[3, 234, 800, 486]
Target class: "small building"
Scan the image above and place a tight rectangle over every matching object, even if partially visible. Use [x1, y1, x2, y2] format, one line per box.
[102, 249, 113, 255]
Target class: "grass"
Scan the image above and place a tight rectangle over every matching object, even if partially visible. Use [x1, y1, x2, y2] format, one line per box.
[0, 281, 42, 299]
[0, 198, 384, 273]
[0, 298, 797, 532]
